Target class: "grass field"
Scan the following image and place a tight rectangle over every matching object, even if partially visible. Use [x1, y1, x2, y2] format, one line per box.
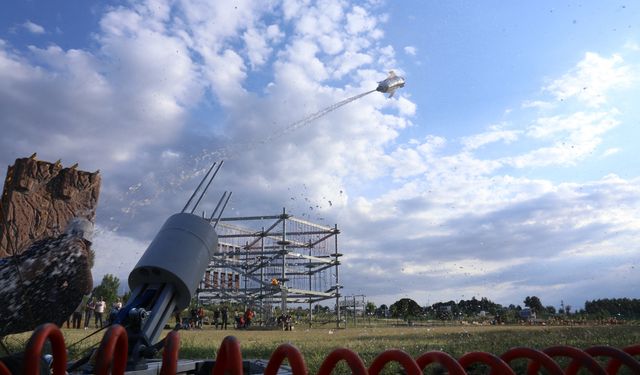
[4, 323, 640, 373]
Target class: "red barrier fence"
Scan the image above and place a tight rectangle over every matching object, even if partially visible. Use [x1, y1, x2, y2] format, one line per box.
[8, 323, 640, 374]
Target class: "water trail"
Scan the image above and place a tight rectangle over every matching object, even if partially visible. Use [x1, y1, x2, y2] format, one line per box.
[214, 89, 377, 159]
[262, 89, 377, 144]
[112, 89, 376, 221]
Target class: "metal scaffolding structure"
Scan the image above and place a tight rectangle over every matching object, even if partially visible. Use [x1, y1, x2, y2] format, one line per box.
[196, 208, 342, 327]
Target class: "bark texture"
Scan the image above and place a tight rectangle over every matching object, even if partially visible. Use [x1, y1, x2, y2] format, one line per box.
[0, 155, 100, 257]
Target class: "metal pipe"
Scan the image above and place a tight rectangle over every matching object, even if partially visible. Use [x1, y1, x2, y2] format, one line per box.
[281, 208, 287, 314]
[213, 192, 233, 228]
[260, 227, 265, 324]
[244, 241, 248, 312]
[190, 160, 224, 214]
[182, 162, 217, 213]
[208, 191, 228, 222]
[308, 241, 312, 329]
[334, 223, 340, 329]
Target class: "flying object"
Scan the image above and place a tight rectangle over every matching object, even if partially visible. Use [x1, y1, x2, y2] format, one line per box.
[376, 70, 405, 98]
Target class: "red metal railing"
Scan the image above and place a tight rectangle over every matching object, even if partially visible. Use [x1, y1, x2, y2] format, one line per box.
[8, 323, 640, 374]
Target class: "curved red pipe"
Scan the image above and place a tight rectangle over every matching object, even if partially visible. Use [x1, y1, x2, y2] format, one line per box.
[609, 344, 640, 374]
[0, 360, 9, 375]
[623, 344, 640, 356]
[582, 345, 640, 374]
[316, 348, 367, 375]
[160, 331, 181, 375]
[212, 336, 243, 375]
[264, 343, 308, 375]
[95, 324, 129, 375]
[541, 345, 606, 375]
[24, 323, 67, 375]
[500, 347, 563, 375]
[12, 325, 640, 375]
[458, 351, 516, 375]
[368, 349, 422, 375]
[415, 351, 466, 375]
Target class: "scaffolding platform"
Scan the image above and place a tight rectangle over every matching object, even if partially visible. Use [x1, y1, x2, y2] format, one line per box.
[197, 209, 342, 326]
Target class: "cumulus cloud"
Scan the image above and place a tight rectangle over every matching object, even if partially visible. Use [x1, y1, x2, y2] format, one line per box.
[92, 225, 149, 287]
[22, 20, 45, 34]
[335, 47, 640, 307]
[544, 52, 634, 107]
[403, 46, 416, 55]
[461, 128, 519, 151]
[1, 1, 638, 309]
[602, 148, 620, 157]
[0, 0, 412, 271]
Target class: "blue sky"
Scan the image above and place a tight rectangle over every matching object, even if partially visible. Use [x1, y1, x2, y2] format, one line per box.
[1, 0, 639, 310]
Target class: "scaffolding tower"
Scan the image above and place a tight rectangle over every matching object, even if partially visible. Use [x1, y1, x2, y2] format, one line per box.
[197, 208, 342, 327]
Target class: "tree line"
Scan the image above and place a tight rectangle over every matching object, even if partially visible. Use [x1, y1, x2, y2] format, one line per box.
[584, 298, 640, 319]
[91, 275, 640, 322]
[375, 296, 640, 321]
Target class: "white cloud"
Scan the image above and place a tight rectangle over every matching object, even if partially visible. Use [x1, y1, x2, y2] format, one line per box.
[1, 2, 639, 310]
[462, 129, 519, 151]
[22, 20, 45, 34]
[92, 225, 149, 287]
[346, 5, 377, 35]
[402, 258, 531, 277]
[403, 46, 417, 56]
[544, 52, 634, 107]
[521, 100, 555, 110]
[243, 27, 271, 68]
[504, 111, 620, 168]
[623, 41, 640, 52]
[602, 148, 620, 157]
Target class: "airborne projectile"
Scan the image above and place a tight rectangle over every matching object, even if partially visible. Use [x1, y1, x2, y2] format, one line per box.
[376, 70, 405, 98]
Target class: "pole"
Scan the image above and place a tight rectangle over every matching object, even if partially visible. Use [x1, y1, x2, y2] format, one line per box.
[334, 224, 340, 329]
[308, 241, 312, 329]
[244, 241, 248, 311]
[260, 227, 264, 324]
[182, 162, 216, 213]
[353, 295, 357, 328]
[343, 296, 347, 329]
[281, 208, 287, 314]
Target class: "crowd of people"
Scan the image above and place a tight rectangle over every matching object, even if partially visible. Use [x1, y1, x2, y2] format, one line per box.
[173, 306, 261, 330]
[64, 296, 122, 329]
[66, 298, 289, 332]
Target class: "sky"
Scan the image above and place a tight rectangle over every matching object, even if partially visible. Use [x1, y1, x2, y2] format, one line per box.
[1, 0, 639, 311]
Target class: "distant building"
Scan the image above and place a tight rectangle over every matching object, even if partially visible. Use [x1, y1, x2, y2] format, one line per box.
[519, 308, 537, 321]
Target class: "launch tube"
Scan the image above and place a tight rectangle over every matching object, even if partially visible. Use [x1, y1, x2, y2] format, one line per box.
[129, 213, 218, 309]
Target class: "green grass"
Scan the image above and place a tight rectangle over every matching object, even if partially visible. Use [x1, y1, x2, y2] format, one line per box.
[3, 324, 640, 373]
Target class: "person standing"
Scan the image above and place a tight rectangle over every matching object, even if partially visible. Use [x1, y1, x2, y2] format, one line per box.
[84, 297, 95, 330]
[94, 297, 106, 328]
[197, 306, 205, 329]
[72, 300, 84, 329]
[221, 306, 228, 330]
[244, 308, 255, 328]
[213, 308, 221, 329]
[190, 307, 198, 329]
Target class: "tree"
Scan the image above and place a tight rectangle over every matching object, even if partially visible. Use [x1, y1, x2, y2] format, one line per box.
[376, 304, 389, 318]
[365, 301, 376, 316]
[389, 298, 422, 320]
[122, 289, 132, 304]
[545, 305, 557, 315]
[565, 305, 572, 315]
[92, 274, 120, 305]
[524, 296, 544, 313]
